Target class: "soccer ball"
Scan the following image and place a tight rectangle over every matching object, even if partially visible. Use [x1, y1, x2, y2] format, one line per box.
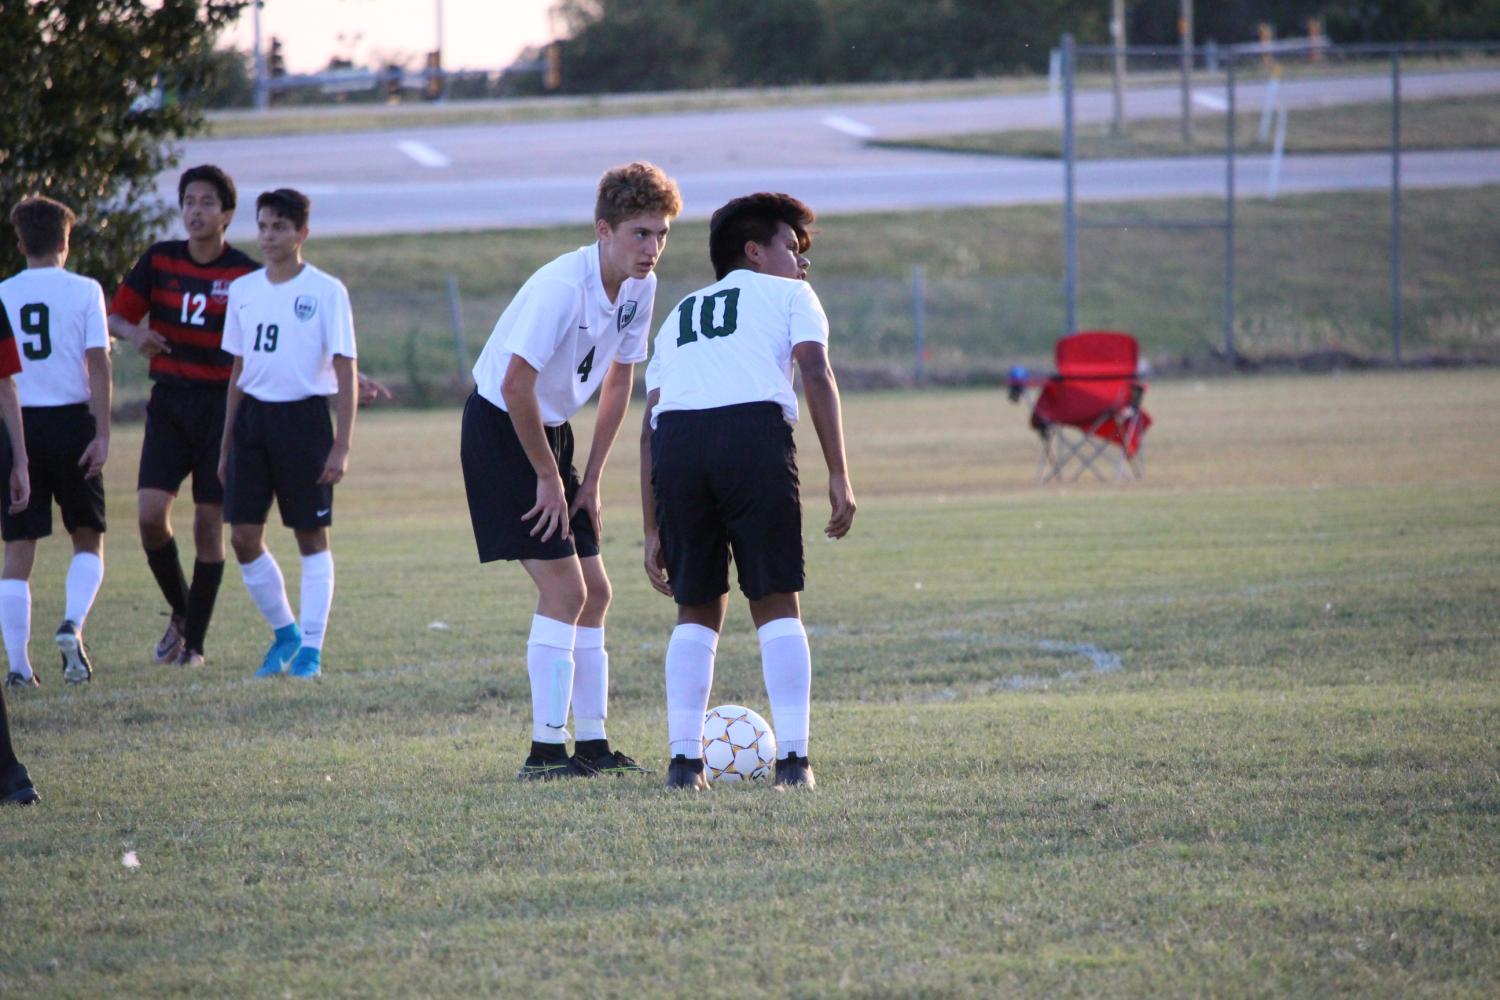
[701, 705, 777, 783]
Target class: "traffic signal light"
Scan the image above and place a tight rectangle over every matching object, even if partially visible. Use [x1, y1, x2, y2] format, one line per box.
[268, 36, 286, 78]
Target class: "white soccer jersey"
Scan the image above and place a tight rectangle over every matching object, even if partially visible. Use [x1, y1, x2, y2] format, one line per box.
[472, 243, 654, 426]
[0, 267, 110, 407]
[222, 264, 357, 402]
[645, 269, 829, 428]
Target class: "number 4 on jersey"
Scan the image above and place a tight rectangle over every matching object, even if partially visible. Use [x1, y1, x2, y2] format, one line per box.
[577, 346, 596, 382]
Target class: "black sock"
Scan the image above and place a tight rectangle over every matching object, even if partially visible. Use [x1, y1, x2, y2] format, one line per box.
[0, 684, 18, 771]
[145, 539, 189, 617]
[530, 741, 568, 762]
[574, 738, 609, 759]
[183, 560, 225, 653]
[671, 755, 704, 773]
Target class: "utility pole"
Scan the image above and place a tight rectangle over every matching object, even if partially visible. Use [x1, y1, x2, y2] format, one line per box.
[252, 0, 268, 110]
[1179, 0, 1194, 143]
[1111, 0, 1126, 134]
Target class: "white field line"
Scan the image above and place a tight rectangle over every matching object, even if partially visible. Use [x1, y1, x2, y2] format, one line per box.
[821, 113, 878, 138]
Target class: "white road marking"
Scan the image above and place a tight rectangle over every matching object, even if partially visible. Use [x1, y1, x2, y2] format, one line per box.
[822, 114, 878, 139]
[396, 139, 451, 168]
[1191, 90, 1229, 111]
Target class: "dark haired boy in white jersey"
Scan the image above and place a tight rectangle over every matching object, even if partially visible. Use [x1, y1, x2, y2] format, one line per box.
[219, 189, 358, 680]
[640, 192, 856, 791]
[0, 196, 112, 688]
[461, 162, 681, 780]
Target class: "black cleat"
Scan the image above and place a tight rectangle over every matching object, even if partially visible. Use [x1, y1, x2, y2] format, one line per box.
[55, 621, 92, 684]
[1, 762, 39, 806]
[664, 754, 710, 791]
[573, 740, 652, 775]
[773, 753, 816, 789]
[4, 671, 39, 689]
[516, 752, 598, 782]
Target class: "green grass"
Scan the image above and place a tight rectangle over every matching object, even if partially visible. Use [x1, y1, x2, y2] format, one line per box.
[873, 92, 1500, 159]
[3, 370, 1499, 996]
[107, 186, 1496, 403]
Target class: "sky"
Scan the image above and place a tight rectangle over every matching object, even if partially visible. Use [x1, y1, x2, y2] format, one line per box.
[221, 0, 560, 73]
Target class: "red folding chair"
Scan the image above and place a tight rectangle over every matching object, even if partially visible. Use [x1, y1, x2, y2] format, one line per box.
[1012, 331, 1151, 483]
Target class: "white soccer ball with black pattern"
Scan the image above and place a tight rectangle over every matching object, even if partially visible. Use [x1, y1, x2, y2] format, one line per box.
[701, 704, 777, 783]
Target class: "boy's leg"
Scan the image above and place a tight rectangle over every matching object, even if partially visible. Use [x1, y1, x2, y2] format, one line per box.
[0, 682, 38, 804]
[287, 529, 332, 678]
[515, 557, 593, 779]
[0, 541, 36, 685]
[749, 594, 816, 788]
[62, 530, 104, 630]
[232, 523, 300, 677]
[571, 555, 648, 774]
[181, 502, 227, 662]
[663, 603, 724, 791]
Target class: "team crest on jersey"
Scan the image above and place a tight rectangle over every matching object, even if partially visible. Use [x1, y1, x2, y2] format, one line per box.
[210, 279, 231, 302]
[294, 295, 318, 321]
[617, 300, 638, 330]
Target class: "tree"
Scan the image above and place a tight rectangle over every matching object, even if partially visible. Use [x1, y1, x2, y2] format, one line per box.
[0, 1, 247, 290]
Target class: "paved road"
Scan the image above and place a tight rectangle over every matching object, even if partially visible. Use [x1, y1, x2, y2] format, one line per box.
[166, 70, 1500, 237]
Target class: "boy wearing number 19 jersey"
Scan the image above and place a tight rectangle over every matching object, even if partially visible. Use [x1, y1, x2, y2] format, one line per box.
[220, 189, 357, 680]
[461, 162, 681, 780]
[0, 196, 112, 689]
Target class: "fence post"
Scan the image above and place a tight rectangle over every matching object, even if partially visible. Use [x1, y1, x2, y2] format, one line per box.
[1390, 48, 1404, 365]
[1223, 54, 1237, 360]
[446, 273, 471, 385]
[912, 264, 926, 383]
[1062, 34, 1078, 336]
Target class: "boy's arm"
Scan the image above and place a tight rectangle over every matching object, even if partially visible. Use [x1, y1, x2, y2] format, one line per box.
[639, 388, 671, 597]
[78, 346, 112, 478]
[217, 357, 245, 488]
[320, 355, 358, 484]
[500, 354, 569, 543]
[0, 378, 29, 513]
[571, 359, 634, 539]
[791, 341, 856, 539]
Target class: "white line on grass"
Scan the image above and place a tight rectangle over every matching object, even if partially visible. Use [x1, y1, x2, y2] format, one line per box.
[821, 114, 878, 138]
[396, 139, 452, 168]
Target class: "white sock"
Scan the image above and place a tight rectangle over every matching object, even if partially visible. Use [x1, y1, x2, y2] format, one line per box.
[572, 625, 608, 741]
[238, 551, 295, 630]
[665, 624, 719, 759]
[528, 614, 575, 744]
[298, 551, 335, 651]
[64, 552, 104, 627]
[0, 579, 31, 679]
[759, 618, 811, 759]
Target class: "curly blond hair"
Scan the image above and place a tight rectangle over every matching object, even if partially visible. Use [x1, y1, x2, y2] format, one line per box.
[595, 162, 682, 228]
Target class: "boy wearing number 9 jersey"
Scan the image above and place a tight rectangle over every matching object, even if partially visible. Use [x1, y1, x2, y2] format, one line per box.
[640, 193, 857, 791]
[219, 189, 357, 680]
[0, 196, 110, 689]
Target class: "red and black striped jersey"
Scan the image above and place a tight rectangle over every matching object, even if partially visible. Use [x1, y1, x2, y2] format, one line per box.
[109, 240, 261, 387]
[0, 296, 22, 378]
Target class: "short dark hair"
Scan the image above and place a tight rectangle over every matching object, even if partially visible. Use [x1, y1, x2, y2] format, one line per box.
[9, 195, 75, 257]
[178, 164, 237, 211]
[255, 188, 311, 230]
[708, 193, 815, 280]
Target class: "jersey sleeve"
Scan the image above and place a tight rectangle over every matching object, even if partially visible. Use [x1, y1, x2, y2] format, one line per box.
[500, 277, 575, 373]
[618, 283, 654, 365]
[0, 298, 21, 378]
[326, 280, 357, 359]
[108, 246, 155, 323]
[788, 281, 830, 348]
[220, 283, 247, 357]
[84, 279, 111, 352]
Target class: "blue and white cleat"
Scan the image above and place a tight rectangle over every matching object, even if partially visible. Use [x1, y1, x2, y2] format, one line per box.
[287, 646, 322, 679]
[254, 624, 302, 678]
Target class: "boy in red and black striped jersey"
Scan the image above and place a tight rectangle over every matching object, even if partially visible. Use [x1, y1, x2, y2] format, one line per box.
[0, 282, 39, 803]
[108, 165, 253, 668]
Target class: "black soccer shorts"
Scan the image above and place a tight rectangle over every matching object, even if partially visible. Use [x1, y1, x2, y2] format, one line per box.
[651, 401, 804, 605]
[460, 390, 599, 563]
[0, 404, 106, 542]
[223, 395, 335, 531]
[138, 383, 228, 504]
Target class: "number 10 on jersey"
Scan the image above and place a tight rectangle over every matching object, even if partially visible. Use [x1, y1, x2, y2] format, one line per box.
[676, 289, 740, 346]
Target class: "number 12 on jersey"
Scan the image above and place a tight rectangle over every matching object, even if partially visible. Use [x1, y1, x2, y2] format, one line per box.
[676, 289, 740, 346]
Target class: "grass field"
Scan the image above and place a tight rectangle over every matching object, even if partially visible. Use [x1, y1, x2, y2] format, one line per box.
[874, 91, 1500, 159]
[2, 369, 1498, 996]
